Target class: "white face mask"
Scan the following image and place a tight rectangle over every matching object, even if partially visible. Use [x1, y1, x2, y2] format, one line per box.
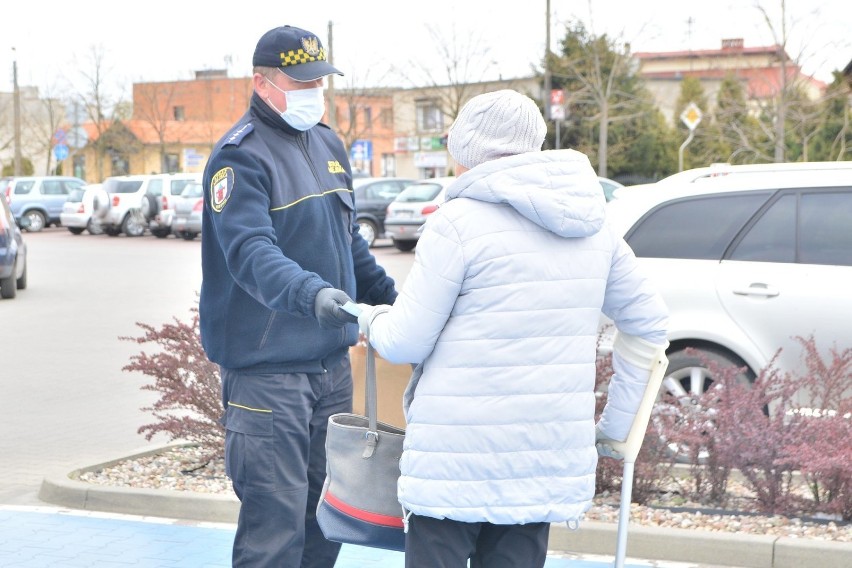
[265, 73, 326, 131]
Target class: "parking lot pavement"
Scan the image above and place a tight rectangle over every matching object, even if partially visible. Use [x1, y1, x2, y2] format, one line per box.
[0, 505, 716, 568]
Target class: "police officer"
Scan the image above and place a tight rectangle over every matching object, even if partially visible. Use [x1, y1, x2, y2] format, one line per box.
[199, 25, 398, 567]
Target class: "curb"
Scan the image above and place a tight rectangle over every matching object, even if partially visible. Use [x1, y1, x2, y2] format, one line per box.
[38, 446, 851, 568]
[38, 444, 239, 524]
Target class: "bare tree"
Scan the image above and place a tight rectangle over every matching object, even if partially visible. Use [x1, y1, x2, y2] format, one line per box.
[133, 81, 179, 173]
[392, 24, 497, 122]
[69, 44, 128, 180]
[550, 20, 648, 177]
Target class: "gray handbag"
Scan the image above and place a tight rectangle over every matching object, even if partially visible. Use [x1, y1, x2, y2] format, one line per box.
[316, 339, 407, 551]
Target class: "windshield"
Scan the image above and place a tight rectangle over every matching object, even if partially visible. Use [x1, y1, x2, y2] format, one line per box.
[181, 182, 204, 198]
[103, 179, 144, 194]
[394, 183, 443, 203]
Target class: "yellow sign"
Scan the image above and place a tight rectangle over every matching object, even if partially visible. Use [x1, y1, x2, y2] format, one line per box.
[680, 102, 703, 130]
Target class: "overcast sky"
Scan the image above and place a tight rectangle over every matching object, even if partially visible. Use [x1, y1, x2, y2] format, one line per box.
[3, 0, 849, 96]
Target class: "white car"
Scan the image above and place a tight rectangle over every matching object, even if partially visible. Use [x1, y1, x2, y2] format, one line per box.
[604, 161, 852, 407]
[171, 181, 204, 240]
[383, 177, 456, 251]
[60, 184, 104, 235]
[95, 173, 200, 237]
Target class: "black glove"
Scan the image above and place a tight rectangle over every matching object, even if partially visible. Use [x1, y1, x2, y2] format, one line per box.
[314, 288, 358, 329]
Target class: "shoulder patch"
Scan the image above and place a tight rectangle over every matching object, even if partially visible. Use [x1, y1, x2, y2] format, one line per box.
[223, 123, 254, 146]
[211, 167, 235, 212]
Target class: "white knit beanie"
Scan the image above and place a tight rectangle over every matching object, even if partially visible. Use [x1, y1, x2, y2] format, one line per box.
[447, 89, 547, 169]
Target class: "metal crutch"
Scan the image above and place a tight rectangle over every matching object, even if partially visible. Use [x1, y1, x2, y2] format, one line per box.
[602, 338, 669, 568]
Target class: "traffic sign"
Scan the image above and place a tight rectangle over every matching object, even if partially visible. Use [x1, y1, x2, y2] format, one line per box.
[680, 102, 703, 131]
[54, 143, 69, 161]
[550, 89, 566, 121]
[53, 129, 67, 145]
[350, 139, 373, 161]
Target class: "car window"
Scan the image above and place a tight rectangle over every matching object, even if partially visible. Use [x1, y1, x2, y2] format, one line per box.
[14, 180, 35, 194]
[66, 180, 86, 191]
[729, 194, 796, 263]
[104, 179, 144, 193]
[394, 183, 443, 203]
[626, 192, 771, 260]
[147, 179, 164, 196]
[170, 179, 195, 195]
[181, 182, 204, 198]
[67, 188, 86, 202]
[799, 191, 852, 266]
[42, 180, 67, 195]
[367, 181, 406, 201]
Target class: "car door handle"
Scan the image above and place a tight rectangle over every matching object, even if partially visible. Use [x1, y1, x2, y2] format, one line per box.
[732, 283, 780, 297]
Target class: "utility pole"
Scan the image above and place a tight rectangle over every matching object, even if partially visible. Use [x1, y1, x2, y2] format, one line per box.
[327, 20, 337, 131]
[12, 47, 23, 176]
[543, 0, 551, 123]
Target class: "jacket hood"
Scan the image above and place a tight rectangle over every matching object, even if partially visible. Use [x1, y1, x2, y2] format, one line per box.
[446, 149, 606, 238]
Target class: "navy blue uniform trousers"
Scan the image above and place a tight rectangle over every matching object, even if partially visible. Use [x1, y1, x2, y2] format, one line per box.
[221, 358, 352, 567]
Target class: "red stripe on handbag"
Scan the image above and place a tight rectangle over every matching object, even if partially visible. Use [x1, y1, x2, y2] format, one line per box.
[324, 491, 404, 528]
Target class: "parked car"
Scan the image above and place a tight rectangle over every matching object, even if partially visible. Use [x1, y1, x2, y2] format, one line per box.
[602, 161, 852, 409]
[383, 177, 456, 252]
[147, 174, 202, 238]
[598, 176, 624, 201]
[95, 173, 200, 237]
[2, 176, 87, 232]
[171, 181, 204, 240]
[352, 177, 415, 247]
[60, 184, 105, 235]
[0, 193, 29, 299]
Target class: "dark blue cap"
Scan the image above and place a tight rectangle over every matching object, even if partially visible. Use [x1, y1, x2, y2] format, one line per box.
[252, 25, 343, 82]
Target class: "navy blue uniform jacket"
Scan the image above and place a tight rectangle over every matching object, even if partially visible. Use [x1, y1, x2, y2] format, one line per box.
[200, 93, 397, 373]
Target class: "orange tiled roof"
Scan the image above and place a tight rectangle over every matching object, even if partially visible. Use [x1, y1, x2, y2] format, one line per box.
[76, 119, 235, 145]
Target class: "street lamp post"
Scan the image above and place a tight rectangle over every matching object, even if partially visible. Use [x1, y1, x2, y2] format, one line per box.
[12, 47, 23, 176]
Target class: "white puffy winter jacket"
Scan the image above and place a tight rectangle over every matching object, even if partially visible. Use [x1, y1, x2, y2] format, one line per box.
[367, 149, 668, 525]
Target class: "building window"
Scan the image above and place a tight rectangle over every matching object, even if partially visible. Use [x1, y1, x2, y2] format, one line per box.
[380, 108, 393, 128]
[111, 155, 130, 176]
[165, 154, 179, 173]
[72, 155, 85, 180]
[416, 100, 443, 133]
[363, 106, 372, 131]
[381, 153, 396, 177]
[173, 106, 186, 121]
[348, 104, 358, 129]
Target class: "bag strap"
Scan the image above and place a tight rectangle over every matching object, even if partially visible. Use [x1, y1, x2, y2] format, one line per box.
[362, 331, 379, 458]
[365, 333, 378, 431]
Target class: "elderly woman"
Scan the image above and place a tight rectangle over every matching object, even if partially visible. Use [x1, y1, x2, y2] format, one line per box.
[357, 89, 668, 568]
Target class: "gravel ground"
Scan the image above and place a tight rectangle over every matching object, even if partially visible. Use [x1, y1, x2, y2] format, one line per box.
[78, 445, 850, 543]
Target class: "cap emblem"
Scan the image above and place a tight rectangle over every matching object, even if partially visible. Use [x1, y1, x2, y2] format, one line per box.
[301, 36, 320, 57]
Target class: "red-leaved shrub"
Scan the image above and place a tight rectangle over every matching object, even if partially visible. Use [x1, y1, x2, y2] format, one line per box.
[121, 307, 224, 461]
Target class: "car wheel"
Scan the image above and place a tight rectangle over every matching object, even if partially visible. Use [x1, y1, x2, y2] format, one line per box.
[655, 347, 754, 462]
[392, 239, 417, 252]
[151, 228, 171, 238]
[104, 227, 121, 237]
[92, 190, 111, 219]
[122, 211, 147, 237]
[24, 210, 46, 232]
[67, 227, 85, 235]
[0, 274, 15, 298]
[87, 218, 104, 235]
[181, 232, 198, 241]
[140, 193, 160, 222]
[357, 219, 378, 247]
[16, 260, 27, 290]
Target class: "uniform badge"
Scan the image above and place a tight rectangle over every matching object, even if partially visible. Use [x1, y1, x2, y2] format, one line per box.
[301, 36, 320, 57]
[211, 167, 234, 213]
